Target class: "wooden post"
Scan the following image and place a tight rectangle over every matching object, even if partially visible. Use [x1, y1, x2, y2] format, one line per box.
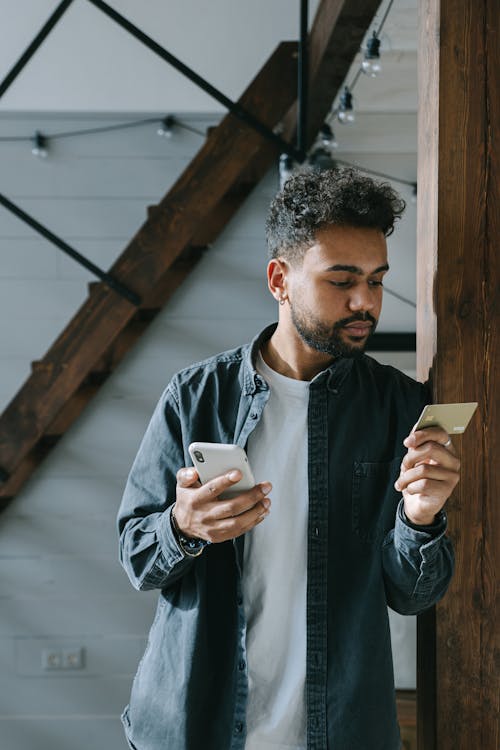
[416, 1, 499, 748]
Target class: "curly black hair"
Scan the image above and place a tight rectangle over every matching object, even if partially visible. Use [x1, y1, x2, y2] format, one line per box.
[266, 167, 406, 263]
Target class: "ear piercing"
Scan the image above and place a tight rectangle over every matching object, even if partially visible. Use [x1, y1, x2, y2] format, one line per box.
[277, 296, 287, 305]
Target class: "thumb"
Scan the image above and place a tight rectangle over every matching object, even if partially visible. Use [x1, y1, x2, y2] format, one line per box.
[176, 467, 200, 487]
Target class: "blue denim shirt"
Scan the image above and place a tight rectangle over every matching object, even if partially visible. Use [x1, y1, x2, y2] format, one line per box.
[118, 324, 454, 750]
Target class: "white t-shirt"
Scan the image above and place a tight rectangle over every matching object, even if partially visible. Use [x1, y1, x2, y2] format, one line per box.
[243, 352, 310, 750]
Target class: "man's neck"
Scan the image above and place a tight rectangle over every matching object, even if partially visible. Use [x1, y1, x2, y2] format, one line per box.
[261, 324, 337, 381]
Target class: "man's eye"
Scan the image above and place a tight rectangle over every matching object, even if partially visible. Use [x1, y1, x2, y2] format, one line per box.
[330, 281, 351, 287]
[369, 280, 384, 287]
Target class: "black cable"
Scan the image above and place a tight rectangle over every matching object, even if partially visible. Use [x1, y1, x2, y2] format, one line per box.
[0, 115, 208, 143]
[375, 0, 395, 38]
[383, 287, 416, 309]
[51, 117, 160, 139]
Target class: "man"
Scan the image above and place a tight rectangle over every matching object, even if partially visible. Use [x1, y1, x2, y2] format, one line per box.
[118, 168, 458, 750]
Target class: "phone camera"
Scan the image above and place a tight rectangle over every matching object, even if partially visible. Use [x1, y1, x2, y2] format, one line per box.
[194, 450, 205, 463]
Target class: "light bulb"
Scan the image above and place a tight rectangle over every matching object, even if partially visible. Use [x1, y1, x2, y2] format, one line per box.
[362, 32, 382, 78]
[361, 58, 382, 77]
[338, 109, 355, 124]
[320, 122, 338, 149]
[337, 87, 355, 125]
[32, 131, 48, 159]
[308, 147, 337, 172]
[157, 115, 175, 138]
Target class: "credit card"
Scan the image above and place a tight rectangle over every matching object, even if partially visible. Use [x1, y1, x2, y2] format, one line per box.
[414, 402, 478, 434]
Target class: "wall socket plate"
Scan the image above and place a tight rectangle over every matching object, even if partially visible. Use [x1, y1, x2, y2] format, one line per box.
[41, 647, 85, 671]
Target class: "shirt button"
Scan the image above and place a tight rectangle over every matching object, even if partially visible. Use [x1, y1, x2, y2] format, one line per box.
[238, 659, 246, 671]
[234, 721, 244, 734]
[250, 412, 258, 419]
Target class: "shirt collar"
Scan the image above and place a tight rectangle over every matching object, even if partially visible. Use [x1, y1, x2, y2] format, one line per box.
[242, 323, 355, 395]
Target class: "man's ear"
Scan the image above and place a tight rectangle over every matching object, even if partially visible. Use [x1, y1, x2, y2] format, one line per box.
[267, 257, 289, 303]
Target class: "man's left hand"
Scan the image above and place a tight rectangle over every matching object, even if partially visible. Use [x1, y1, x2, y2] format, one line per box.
[394, 426, 461, 526]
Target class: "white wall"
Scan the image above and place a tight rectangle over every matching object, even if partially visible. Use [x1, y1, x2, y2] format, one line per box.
[0, 112, 417, 750]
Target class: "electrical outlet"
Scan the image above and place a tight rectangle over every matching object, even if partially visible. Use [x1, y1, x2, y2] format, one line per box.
[42, 649, 63, 670]
[41, 647, 85, 671]
[62, 647, 84, 670]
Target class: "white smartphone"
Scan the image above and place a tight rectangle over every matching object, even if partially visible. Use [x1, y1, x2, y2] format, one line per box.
[188, 442, 256, 499]
[414, 402, 478, 434]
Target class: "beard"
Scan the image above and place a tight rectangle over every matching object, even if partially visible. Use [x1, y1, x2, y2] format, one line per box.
[290, 301, 378, 359]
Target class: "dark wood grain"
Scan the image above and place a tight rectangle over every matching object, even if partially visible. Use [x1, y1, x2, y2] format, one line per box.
[417, 1, 499, 748]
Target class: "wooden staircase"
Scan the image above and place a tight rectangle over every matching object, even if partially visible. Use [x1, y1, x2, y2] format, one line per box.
[0, 0, 383, 506]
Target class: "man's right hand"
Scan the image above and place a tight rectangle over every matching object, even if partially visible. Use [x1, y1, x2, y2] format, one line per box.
[173, 467, 272, 544]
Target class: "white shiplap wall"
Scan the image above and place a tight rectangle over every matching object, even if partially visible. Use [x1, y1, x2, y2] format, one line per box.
[0, 113, 416, 750]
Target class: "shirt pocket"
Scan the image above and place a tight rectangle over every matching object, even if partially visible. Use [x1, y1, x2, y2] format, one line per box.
[351, 457, 403, 545]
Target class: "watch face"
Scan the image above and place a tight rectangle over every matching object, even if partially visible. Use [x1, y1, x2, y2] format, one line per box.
[182, 536, 204, 550]
[171, 505, 208, 556]
[181, 536, 207, 557]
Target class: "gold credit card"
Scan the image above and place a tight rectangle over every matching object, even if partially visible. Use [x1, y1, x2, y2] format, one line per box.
[414, 402, 478, 434]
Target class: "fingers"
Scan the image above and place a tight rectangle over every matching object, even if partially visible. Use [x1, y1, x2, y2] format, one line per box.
[174, 468, 272, 544]
[201, 482, 272, 542]
[400, 438, 460, 474]
[404, 426, 458, 456]
[395, 462, 459, 494]
[204, 495, 271, 543]
[195, 469, 245, 502]
[211, 482, 272, 520]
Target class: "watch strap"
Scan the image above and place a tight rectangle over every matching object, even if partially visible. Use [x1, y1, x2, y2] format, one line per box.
[170, 505, 209, 557]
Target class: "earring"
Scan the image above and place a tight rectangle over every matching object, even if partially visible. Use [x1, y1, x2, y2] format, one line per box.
[279, 297, 286, 306]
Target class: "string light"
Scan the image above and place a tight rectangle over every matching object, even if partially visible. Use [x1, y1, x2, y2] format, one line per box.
[337, 87, 355, 124]
[362, 32, 382, 77]
[319, 122, 338, 149]
[306, 121, 338, 173]
[329, 0, 395, 138]
[157, 115, 175, 138]
[31, 131, 48, 158]
[0, 115, 208, 158]
[308, 147, 336, 172]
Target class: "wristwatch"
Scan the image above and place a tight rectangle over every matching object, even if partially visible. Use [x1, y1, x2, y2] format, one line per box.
[170, 505, 208, 557]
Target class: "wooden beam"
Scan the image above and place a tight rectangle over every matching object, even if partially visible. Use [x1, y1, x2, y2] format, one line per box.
[416, 1, 499, 748]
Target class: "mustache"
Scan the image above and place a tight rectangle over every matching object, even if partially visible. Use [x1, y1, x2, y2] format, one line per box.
[334, 312, 378, 329]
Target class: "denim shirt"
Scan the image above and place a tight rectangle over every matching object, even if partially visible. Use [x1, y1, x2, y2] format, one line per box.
[117, 324, 454, 750]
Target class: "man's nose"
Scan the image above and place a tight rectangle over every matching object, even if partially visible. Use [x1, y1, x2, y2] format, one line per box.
[347, 285, 377, 311]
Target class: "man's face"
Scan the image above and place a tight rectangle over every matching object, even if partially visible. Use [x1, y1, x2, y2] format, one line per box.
[284, 225, 388, 358]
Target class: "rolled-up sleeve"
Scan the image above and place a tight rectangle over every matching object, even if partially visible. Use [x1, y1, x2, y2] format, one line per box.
[117, 380, 194, 591]
[382, 500, 455, 615]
